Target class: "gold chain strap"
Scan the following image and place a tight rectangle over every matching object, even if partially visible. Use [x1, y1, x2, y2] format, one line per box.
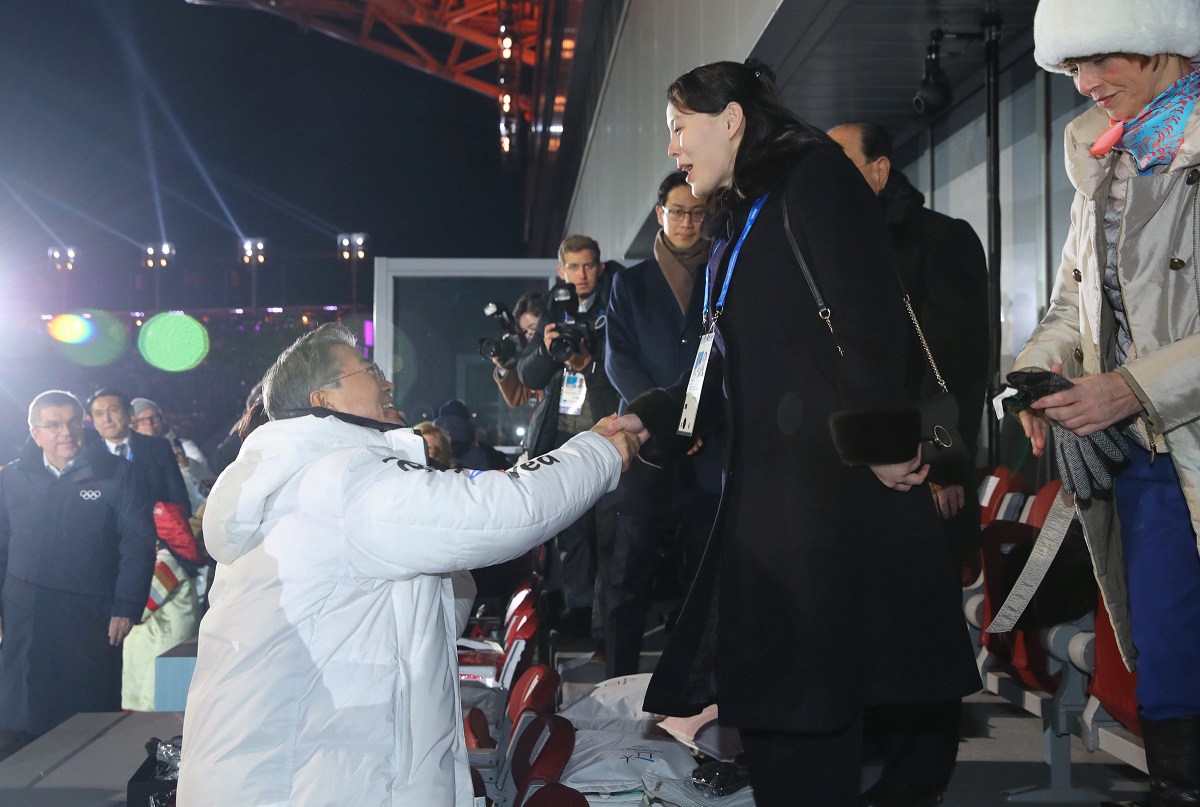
[904, 294, 948, 394]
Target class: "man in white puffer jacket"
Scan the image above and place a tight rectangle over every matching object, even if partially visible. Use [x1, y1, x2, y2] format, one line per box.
[177, 323, 639, 806]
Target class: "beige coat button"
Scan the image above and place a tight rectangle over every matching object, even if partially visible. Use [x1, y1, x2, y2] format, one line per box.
[1187, 168, 1200, 185]
[1073, 347, 1084, 362]
[1072, 268, 1083, 282]
[1170, 258, 1186, 271]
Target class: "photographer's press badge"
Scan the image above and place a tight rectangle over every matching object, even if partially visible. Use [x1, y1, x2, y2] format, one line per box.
[677, 333, 714, 436]
[560, 371, 587, 415]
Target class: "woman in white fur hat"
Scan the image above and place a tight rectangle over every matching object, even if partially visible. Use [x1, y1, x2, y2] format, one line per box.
[1014, 1, 1200, 804]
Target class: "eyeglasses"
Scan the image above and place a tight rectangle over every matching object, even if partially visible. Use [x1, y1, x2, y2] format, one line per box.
[324, 361, 388, 388]
[561, 261, 599, 273]
[131, 414, 162, 426]
[35, 418, 84, 433]
[664, 207, 705, 222]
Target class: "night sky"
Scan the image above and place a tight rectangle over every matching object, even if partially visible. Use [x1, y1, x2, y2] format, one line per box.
[0, 0, 527, 314]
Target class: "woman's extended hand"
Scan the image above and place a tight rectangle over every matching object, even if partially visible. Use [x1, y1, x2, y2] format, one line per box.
[869, 449, 929, 492]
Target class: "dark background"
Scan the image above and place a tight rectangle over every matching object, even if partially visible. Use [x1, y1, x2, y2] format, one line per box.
[0, 0, 526, 313]
[0, 0, 530, 461]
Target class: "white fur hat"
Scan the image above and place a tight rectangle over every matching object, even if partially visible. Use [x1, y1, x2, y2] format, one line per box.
[1033, 0, 1200, 73]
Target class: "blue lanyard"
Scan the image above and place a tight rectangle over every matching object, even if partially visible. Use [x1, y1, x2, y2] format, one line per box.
[703, 194, 769, 328]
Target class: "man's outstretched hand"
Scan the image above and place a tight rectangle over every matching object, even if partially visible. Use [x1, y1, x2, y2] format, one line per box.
[592, 415, 646, 471]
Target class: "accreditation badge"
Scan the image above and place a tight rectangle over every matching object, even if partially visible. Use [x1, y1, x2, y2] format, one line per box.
[677, 332, 715, 436]
[559, 371, 587, 415]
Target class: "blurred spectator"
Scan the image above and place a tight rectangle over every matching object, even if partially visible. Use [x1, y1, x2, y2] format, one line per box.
[414, 421, 455, 469]
[434, 399, 507, 470]
[0, 391, 156, 743]
[212, 381, 263, 476]
[130, 397, 215, 513]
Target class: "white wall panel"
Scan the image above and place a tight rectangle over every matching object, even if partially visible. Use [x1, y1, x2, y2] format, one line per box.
[565, 0, 783, 260]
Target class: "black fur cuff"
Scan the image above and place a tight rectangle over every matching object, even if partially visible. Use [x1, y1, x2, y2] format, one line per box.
[828, 408, 921, 466]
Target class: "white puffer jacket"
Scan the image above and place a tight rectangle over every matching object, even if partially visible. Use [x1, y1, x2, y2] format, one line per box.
[177, 412, 621, 806]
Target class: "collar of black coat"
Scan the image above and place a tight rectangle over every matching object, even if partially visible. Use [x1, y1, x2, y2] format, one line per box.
[276, 406, 406, 433]
[879, 170, 926, 225]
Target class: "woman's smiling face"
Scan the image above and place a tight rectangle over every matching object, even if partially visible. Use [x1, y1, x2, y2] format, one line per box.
[666, 102, 741, 198]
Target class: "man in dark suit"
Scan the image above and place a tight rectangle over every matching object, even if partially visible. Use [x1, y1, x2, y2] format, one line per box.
[87, 388, 191, 518]
[0, 390, 156, 744]
[829, 121, 989, 807]
[602, 171, 721, 678]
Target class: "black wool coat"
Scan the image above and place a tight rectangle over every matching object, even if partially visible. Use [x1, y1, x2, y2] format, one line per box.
[629, 144, 980, 733]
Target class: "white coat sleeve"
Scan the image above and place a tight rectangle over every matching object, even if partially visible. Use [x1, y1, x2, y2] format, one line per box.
[341, 431, 622, 581]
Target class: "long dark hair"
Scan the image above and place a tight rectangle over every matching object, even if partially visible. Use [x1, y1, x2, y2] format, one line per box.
[667, 59, 831, 236]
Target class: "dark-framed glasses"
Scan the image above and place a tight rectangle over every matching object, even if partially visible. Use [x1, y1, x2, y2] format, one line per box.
[665, 207, 705, 222]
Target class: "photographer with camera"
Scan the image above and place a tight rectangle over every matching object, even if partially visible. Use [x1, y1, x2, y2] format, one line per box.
[480, 292, 543, 408]
[517, 234, 621, 641]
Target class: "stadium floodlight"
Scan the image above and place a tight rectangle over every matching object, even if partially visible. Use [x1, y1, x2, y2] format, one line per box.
[337, 233, 368, 309]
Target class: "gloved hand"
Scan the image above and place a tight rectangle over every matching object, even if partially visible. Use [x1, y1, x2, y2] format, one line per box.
[1005, 368, 1129, 500]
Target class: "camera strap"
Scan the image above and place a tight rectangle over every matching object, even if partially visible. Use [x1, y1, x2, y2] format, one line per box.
[682, 194, 769, 436]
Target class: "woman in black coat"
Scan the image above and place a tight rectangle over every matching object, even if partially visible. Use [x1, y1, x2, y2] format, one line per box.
[607, 60, 979, 806]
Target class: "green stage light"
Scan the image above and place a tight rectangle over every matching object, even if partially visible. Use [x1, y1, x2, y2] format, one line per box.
[137, 312, 210, 372]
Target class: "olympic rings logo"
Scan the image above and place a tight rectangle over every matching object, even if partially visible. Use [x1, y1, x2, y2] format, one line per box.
[79, 490, 102, 501]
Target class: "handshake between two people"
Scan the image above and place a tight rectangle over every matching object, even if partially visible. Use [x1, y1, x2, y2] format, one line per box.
[591, 414, 649, 472]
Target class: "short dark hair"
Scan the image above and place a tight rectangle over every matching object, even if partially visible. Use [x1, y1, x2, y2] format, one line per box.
[657, 170, 690, 207]
[841, 121, 893, 162]
[86, 388, 131, 414]
[558, 234, 601, 265]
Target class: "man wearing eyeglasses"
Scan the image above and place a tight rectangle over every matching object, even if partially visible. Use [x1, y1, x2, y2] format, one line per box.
[517, 234, 623, 643]
[602, 170, 722, 678]
[178, 323, 640, 806]
[0, 390, 157, 746]
[129, 397, 214, 514]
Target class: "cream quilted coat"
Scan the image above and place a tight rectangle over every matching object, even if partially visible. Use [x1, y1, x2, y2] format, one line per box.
[1015, 102, 1200, 668]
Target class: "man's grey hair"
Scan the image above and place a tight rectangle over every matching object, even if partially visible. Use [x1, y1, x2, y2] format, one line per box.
[28, 390, 84, 429]
[263, 323, 358, 420]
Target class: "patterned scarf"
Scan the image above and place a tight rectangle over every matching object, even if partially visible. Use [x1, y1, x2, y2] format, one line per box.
[1091, 63, 1200, 174]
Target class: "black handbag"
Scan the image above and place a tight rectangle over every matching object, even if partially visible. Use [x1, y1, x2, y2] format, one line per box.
[781, 197, 968, 467]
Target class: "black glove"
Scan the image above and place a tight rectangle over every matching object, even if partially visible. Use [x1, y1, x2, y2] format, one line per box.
[1005, 368, 1129, 500]
[1002, 368, 1074, 416]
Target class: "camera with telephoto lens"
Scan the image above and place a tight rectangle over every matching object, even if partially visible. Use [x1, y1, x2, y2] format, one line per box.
[545, 282, 590, 364]
[477, 302, 524, 367]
